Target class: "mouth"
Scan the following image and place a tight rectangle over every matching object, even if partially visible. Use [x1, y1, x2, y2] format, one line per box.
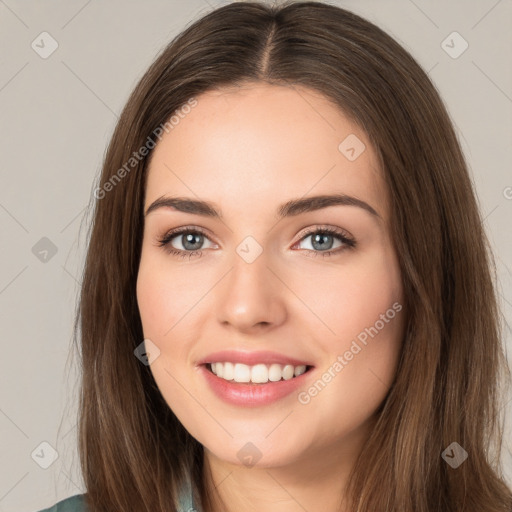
[203, 362, 315, 385]
[197, 350, 316, 406]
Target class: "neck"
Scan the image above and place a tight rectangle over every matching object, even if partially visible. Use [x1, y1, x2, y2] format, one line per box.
[202, 418, 374, 512]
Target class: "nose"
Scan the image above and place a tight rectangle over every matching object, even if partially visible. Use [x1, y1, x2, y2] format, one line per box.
[215, 251, 288, 333]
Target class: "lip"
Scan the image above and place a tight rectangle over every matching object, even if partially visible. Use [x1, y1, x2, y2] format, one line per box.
[199, 363, 314, 407]
[196, 350, 313, 367]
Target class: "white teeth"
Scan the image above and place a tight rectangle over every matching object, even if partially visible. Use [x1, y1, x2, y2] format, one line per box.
[210, 362, 308, 384]
[251, 364, 268, 383]
[282, 364, 294, 380]
[294, 365, 307, 377]
[234, 363, 251, 382]
[268, 363, 282, 382]
[223, 361, 234, 380]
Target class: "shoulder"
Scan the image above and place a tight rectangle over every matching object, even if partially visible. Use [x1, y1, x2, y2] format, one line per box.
[35, 494, 88, 512]
[35, 485, 197, 512]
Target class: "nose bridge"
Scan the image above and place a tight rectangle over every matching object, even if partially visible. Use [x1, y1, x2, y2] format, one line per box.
[215, 244, 286, 330]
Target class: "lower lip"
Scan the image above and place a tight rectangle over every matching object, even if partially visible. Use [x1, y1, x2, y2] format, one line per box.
[199, 364, 313, 407]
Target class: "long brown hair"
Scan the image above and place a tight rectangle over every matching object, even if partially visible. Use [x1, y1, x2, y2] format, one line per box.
[75, 1, 512, 510]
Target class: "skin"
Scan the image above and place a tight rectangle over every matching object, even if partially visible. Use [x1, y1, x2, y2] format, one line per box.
[136, 82, 405, 512]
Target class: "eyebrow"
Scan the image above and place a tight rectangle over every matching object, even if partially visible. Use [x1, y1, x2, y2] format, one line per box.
[145, 194, 381, 220]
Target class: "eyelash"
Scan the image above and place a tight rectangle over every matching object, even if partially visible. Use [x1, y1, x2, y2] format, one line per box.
[157, 225, 356, 260]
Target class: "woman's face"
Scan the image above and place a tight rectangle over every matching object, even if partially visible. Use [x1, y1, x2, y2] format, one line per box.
[137, 83, 404, 470]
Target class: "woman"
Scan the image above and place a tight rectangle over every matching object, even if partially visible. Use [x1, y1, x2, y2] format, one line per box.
[38, 1, 512, 511]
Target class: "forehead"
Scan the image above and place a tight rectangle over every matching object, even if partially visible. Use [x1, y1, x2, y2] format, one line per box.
[145, 83, 386, 220]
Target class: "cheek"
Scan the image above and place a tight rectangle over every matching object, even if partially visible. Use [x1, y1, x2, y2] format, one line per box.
[136, 253, 197, 340]
[136, 265, 168, 339]
[295, 247, 403, 345]
[297, 247, 404, 402]
[136, 257, 202, 416]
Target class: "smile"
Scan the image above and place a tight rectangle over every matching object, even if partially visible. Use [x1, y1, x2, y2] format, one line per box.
[200, 363, 314, 407]
[208, 362, 311, 384]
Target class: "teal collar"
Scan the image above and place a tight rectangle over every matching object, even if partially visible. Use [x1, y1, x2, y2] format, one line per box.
[178, 473, 200, 512]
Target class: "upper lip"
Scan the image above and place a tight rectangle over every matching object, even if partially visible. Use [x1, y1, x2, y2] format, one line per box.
[197, 350, 314, 367]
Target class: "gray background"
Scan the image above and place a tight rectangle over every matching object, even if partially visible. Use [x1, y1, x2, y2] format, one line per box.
[0, 1, 511, 510]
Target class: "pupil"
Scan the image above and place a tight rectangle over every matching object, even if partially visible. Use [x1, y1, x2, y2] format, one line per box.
[183, 233, 202, 250]
[312, 233, 333, 251]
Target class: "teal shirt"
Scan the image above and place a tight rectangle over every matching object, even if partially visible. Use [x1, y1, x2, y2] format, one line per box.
[36, 476, 198, 511]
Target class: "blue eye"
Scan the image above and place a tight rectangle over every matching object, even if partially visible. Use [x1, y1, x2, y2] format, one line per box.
[157, 226, 356, 259]
[157, 227, 214, 259]
[295, 226, 356, 257]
